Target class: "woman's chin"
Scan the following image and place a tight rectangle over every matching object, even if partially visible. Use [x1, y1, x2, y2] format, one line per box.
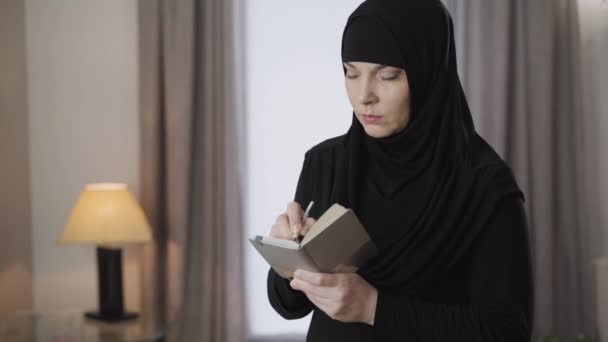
[363, 126, 392, 138]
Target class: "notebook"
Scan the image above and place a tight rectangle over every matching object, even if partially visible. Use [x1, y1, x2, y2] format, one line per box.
[249, 203, 377, 279]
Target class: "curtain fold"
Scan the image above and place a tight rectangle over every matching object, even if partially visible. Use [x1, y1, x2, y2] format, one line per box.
[138, 0, 246, 340]
[444, 0, 603, 339]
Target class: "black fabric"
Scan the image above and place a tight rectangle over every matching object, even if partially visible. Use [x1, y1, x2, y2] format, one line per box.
[267, 137, 533, 340]
[338, 0, 524, 295]
[342, 16, 404, 70]
[266, 0, 533, 340]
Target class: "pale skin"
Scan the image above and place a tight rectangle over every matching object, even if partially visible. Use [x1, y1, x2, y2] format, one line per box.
[269, 62, 412, 326]
[344, 61, 412, 138]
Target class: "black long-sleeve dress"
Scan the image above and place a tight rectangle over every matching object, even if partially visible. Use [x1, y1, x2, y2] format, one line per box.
[266, 136, 534, 341]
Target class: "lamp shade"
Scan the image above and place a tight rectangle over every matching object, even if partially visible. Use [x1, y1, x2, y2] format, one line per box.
[58, 183, 152, 244]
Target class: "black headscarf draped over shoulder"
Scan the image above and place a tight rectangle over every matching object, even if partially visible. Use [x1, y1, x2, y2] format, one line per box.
[335, 0, 525, 293]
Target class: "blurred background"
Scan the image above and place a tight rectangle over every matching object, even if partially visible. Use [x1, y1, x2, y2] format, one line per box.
[0, 0, 606, 341]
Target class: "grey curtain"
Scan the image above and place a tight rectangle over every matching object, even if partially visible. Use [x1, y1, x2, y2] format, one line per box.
[0, 0, 32, 317]
[444, 0, 603, 339]
[138, 0, 246, 341]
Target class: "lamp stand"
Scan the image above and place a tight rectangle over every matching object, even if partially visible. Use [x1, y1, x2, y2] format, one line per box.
[85, 246, 138, 322]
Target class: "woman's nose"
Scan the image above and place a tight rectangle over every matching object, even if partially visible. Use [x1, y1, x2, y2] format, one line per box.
[357, 81, 377, 106]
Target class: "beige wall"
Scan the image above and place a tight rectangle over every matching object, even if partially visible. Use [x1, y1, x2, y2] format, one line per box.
[0, 0, 34, 317]
[25, 0, 141, 312]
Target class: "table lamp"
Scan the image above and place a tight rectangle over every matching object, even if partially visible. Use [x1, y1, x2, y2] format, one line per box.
[58, 183, 152, 322]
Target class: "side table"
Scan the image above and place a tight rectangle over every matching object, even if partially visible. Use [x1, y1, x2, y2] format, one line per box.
[0, 311, 174, 342]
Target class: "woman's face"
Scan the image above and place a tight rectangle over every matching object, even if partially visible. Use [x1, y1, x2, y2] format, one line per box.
[344, 61, 411, 138]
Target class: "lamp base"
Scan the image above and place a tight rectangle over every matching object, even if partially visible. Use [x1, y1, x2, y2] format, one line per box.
[85, 311, 138, 322]
[88, 246, 137, 323]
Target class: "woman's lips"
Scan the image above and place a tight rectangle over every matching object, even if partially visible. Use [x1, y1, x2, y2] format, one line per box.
[362, 114, 382, 124]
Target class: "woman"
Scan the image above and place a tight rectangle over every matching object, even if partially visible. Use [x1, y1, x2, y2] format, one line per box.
[266, 0, 534, 341]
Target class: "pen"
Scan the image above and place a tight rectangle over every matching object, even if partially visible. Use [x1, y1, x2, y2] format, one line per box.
[293, 201, 314, 243]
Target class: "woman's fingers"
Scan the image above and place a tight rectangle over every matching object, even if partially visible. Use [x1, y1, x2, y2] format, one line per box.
[300, 217, 317, 236]
[302, 290, 333, 312]
[269, 201, 315, 240]
[270, 213, 291, 239]
[286, 201, 304, 238]
[290, 278, 333, 299]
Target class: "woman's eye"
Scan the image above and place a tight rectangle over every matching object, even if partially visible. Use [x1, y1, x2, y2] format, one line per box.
[345, 73, 399, 80]
[381, 74, 399, 80]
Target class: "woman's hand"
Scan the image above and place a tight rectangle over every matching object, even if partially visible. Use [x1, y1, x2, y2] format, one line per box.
[289, 269, 378, 325]
[270, 201, 316, 240]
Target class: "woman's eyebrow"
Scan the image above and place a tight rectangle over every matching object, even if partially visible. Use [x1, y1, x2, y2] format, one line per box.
[343, 62, 390, 70]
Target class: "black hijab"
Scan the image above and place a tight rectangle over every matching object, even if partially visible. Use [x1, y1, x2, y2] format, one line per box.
[334, 0, 525, 294]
